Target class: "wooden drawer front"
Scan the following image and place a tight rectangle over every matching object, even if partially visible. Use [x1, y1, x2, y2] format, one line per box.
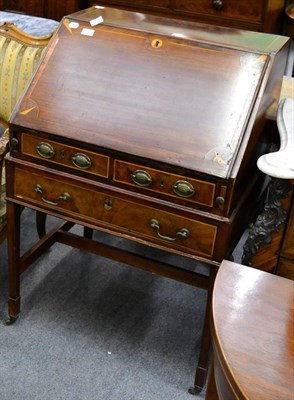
[21, 133, 110, 178]
[173, 0, 263, 22]
[98, 0, 170, 9]
[114, 160, 215, 207]
[14, 167, 217, 257]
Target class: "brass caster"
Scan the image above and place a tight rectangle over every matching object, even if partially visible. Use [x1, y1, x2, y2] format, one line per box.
[188, 385, 202, 395]
[5, 315, 18, 325]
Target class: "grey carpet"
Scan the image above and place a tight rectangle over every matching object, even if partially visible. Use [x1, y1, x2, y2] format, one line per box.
[0, 208, 246, 399]
[0, 209, 208, 399]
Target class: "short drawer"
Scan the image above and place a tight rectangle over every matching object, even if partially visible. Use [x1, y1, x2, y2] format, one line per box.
[14, 166, 217, 258]
[173, 0, 263, 22]
[114, 160, 215, 207]
[21, 133, 110, 178]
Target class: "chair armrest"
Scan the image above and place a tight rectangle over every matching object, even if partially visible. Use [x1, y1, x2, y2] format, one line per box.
[0, 118, 8, 136]
[0, 130, 9, 156]
[0, 128, 9, 240]
[0, 128, 9, 185]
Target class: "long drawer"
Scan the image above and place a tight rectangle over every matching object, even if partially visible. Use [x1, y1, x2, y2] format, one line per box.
[91, 0, 284, 33]
[12, 163, 217, 258]
[95, 0, 263, 23]
[173, 0, 263, 22]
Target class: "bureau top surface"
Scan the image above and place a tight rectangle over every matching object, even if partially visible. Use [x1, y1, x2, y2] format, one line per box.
[10, 7, 287, 178]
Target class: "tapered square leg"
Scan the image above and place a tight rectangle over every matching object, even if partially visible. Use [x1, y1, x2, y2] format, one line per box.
[6, 201, 22, 323]
[189, 267, 217, 394]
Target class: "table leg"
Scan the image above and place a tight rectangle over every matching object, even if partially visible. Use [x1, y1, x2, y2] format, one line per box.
[36, 210, 47, 238]
[189, 266, 217, 394]
[6, 201, 22, 324]
[205, 361, 220, 400]
[36, 210, 93, 240]
[83, 226, 93, 239]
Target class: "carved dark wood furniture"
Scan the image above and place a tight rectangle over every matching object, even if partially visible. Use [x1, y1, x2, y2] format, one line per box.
[277, 193, 294, 279]
[205, 259, 294, 400]
[0, 0, 90, 21]
[90, 0, 286, 33]
[242, 178, 293, 272]
[242, 84, 294, 279]
[5, 6, 290, 394]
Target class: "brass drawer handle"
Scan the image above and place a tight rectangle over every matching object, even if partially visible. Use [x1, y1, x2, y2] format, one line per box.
[149, 219, 190, 241]
[131, 170, 152, 187]
[36, 142, 55, 159]
[71, 153, 92, 169]
[34, 184, 71, 206]
[172, 180, 195, 198]
[212, 0, 223, 10]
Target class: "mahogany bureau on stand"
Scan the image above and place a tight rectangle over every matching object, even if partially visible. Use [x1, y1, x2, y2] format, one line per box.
[5, 6, 290, 394]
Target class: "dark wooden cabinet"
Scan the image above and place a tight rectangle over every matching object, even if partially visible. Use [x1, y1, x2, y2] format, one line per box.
[243, 181, 294, 278]
[0, 0, 286, 31]
[91, 0, 286, 33]
[0, 0, 90, 20]
[45, 0, 90, 20]
[277, 193, 294, 280]
[0, 0, 45, 16]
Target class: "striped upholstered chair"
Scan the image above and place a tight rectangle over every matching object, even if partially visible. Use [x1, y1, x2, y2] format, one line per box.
[0, 22, 54, 243]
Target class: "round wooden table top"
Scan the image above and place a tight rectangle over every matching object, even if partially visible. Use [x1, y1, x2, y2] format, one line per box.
[211, 260, 294, 400]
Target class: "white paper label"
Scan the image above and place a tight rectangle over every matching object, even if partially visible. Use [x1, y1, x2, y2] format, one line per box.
[81, 28, 95, 37]
[90, 16, 104, 26]
[69, 21, 79, 29]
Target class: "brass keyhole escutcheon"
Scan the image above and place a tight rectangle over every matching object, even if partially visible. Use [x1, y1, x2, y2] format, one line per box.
[151, 38, 163, 49]
[104, 199, 112, 211]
